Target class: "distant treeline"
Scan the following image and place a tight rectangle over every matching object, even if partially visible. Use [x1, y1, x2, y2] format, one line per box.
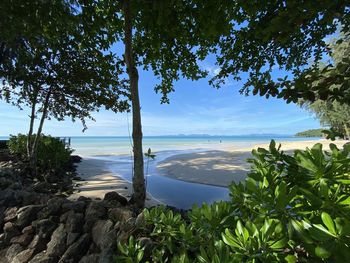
[295, 129, 325, 137]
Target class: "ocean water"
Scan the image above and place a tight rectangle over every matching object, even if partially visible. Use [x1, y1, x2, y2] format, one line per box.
[0, 135, 320, 208]
[68, 135, 316, 156]
[70, 135, 318, 208]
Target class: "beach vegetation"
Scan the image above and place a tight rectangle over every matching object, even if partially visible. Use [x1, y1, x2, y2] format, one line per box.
[8, 134, 73, 176]
[298, 37, 350, 140]
[295, 129, 325, 137]
[116, 141, 350, 262]
[301, 100, 350, 140]
[0, 0, 129, 171]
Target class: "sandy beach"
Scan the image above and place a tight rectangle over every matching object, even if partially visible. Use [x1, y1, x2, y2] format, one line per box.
[69, 158, 161, 207]
[70, 139, 349, 204]
[157, 139, 349, 187]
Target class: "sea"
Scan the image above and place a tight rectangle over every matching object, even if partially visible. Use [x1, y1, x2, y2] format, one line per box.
[0, 135, 320, 208]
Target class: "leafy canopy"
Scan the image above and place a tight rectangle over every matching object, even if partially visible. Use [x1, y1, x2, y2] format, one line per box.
[0, 0, 129, 129]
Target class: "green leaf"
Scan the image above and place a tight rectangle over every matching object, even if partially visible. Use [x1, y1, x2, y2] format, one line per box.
[285, 254, 297, 263]
[315, 246, 331, 259]
[321, 212, 336, 235]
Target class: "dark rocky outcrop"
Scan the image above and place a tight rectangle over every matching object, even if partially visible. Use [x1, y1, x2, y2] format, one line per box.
[0, 158, 138, 263]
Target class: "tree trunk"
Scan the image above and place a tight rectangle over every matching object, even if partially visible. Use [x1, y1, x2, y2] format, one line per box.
[123, 0, 146, 208]
[30, 89, 52, 170]
[27, 87, 40, 158]
[344, 123, 350, 140]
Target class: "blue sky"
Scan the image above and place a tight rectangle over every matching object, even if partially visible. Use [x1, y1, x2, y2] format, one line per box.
[0, 59, 320, 137]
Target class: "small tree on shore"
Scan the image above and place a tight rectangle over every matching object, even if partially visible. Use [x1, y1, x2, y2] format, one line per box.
[0, 0, 129, 170]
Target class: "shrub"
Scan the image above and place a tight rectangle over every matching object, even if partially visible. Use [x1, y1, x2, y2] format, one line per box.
[115, 141, 350, 262]
[8, 134, 73, 173]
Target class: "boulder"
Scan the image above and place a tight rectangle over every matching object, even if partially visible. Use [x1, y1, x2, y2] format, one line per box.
[37, 197, 65, 219]
[3, 222, 20, 244]
[58, 234, 91, 263]
[109, 207, 133, 223]
[46, 224, 67, 258]
[62, 201, 86, 213]
[28, 235, 47, 252]
[22, 225, 35, 235]
[66, 233, 80, 246]
[4, 207, 18, 222]
[33, 219, 57, 239]
[16, 205, 43, 229]
[99, 248, 113, 263]
[84, 202, 107, 232]
[103, 192, 128, 206]
[92, 220, 114, 250]
[28, 251, 55, 263]
[65, 212, 84, 233]
[78, 254, 100, 263]
[5, 243, 24, 262]
[12, 248, 36, 263]
[10, 232, 33, 246]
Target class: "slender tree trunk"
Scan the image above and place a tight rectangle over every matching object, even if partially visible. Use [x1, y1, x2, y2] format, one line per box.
[344, 123, 350, 140]
[30, 89, 52, 170]
[123, 0, 146, 208]
[27, 87, 39, 158]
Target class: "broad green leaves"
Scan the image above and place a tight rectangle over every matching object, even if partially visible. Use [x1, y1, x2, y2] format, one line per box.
[116, 142, 350, 262]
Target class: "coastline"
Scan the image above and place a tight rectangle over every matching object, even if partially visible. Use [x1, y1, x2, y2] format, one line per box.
[157, 139, 349, 187]
[69, 157, 162, 207]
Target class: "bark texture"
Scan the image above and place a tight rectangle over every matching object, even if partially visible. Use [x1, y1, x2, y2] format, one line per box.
[123, 0, 146, 208]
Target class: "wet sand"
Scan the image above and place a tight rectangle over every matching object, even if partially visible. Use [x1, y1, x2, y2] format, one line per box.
[157, 139, 349, 187]
[69, 158, 161, 207]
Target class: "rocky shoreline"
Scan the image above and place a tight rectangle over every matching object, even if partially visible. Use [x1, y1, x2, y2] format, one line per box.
[0, 150, 140, 263]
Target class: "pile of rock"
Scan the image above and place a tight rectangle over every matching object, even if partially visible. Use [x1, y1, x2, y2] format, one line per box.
[0, 191, 136, 263]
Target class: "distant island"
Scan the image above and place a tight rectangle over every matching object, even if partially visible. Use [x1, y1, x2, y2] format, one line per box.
[295, 129, 325, 137]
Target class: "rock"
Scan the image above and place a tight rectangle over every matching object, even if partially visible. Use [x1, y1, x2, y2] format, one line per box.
[4, 207, 18, 222]
[28, 251, 55, 263]
[16, 205, 43, 228]
[66, 233, 80, 246]
[12, 248, 36, 263]
[22, 225, 35, 235]
[62, 201, 86, 213]
[46, 224, 67, 258]
[3, 222, 20, 244]
[28, 235, 47, 252]
[5, 243, 24, 262]
[33, 219, 57, 239]
[84, 202, 107, 232]
[65, 212, 84, 233]
[10, 232, 33, 246]
[77, 196, 90, 203]
[59, 234, 91, 263]
[92, 220, 114, 249]
[78, 254, 100, 263]
[99, 248, 113, 263]
[0, 206, 4, 227]
[109, 208, 133, 223]
[37, 197, 65, 219]
[135, 212, 145, 227]
[103, 191, 128, 206]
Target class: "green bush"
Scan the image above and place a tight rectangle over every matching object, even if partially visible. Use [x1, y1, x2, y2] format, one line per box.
[8, 134, 73, 172]
[115, 141, 350, 263]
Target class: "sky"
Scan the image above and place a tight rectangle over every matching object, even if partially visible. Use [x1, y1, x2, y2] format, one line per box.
[0, 59, 321, 137]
